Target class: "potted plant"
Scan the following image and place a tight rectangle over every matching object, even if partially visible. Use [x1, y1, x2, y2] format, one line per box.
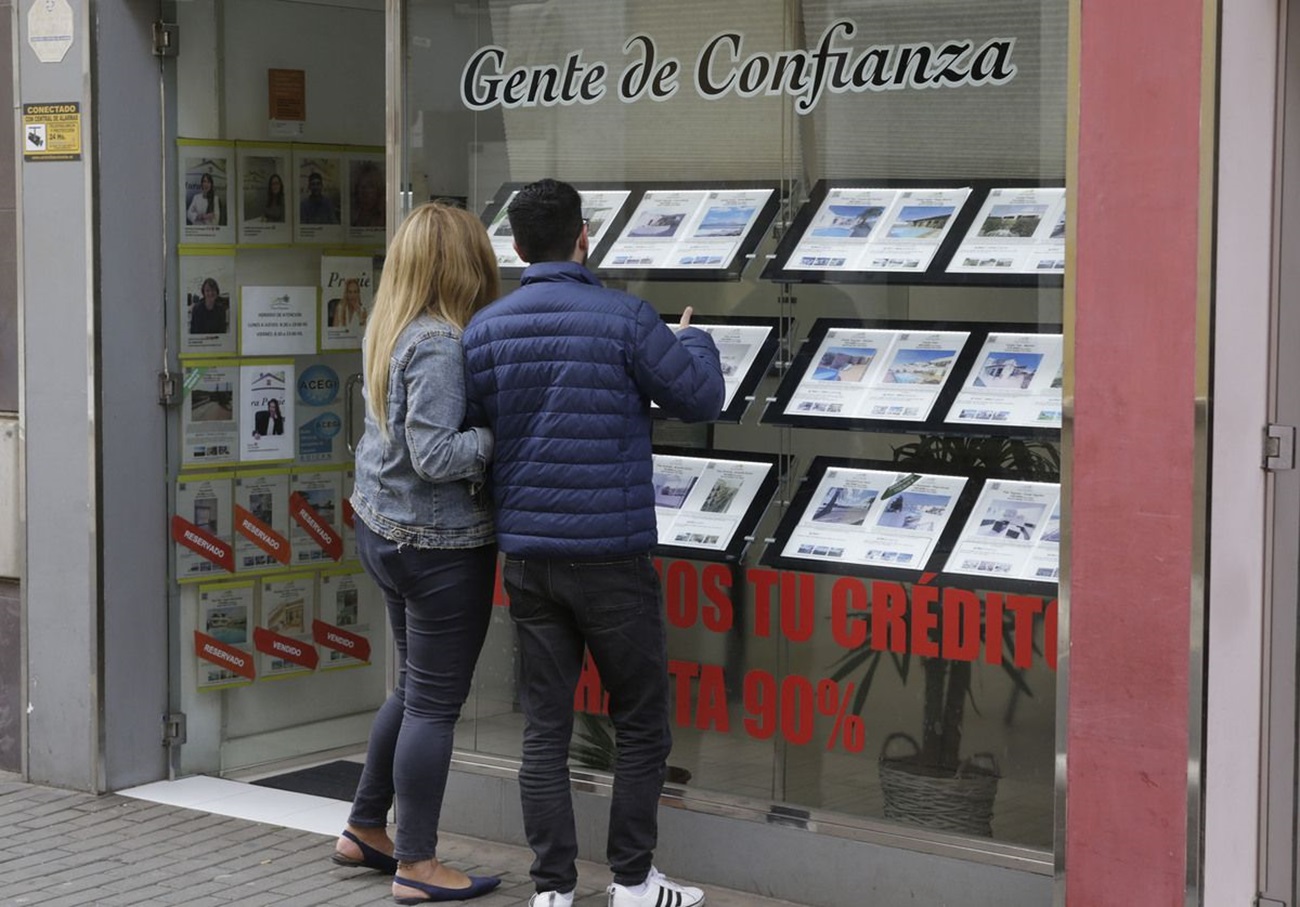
[571, 711, 693, 785]
[830, 435, 1058, 837]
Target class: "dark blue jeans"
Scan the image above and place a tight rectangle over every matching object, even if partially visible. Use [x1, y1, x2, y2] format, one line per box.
[348, 518, 497, 863]
[504, 553, 672, 892]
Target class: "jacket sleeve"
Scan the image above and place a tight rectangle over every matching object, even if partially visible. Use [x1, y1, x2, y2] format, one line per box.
[403, 333, 493, 483]
[462, 326, 492, 429]
[630, 301, 725, 423]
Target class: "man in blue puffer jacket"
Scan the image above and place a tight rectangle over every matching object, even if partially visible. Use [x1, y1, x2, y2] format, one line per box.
[463, 178, 722, 907]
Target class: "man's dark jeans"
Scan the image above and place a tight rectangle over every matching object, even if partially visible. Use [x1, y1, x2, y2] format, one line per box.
[504, 553, 672, 893]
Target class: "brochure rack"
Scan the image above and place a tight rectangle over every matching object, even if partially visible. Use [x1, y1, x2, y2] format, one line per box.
[760, 179, 1066, 288]
[760, 318, 1063, 437]
[651, 446, 784, 563]
[760, 455, 1059, 595]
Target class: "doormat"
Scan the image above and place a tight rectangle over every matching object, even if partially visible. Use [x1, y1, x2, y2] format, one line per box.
[250, 759, 364, 802]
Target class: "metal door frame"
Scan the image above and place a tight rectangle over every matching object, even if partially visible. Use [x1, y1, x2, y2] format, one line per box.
[1261, 1, 1300, 902]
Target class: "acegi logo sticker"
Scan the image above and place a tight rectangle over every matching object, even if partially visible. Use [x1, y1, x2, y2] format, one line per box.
[298, 364, 339, 407]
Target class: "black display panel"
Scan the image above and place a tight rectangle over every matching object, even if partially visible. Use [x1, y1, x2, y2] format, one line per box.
[760, 318, 1062, 438]
[761, 455, 1059, 595]
[590, 181, 781, 281]
[478, 181, 781, 282]
[480, 182, 639, 280]
[652, 446, 784, 563]
[653, 315, 781, 424]
[761, 179, 1065, 287]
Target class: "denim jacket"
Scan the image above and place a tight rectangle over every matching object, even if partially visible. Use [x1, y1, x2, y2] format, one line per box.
[351, 314, 494, 549]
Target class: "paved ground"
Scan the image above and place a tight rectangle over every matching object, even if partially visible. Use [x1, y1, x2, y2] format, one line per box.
[0, 777, 806, 906]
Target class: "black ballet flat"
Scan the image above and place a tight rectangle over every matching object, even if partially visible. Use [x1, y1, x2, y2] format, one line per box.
[392, 873, 501, 903]
[331, 828, 398, 875]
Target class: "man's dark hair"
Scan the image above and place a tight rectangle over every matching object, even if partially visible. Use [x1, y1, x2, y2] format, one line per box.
[507, 178, 583, 263]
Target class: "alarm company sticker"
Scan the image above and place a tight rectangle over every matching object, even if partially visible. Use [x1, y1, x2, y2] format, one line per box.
[22, 101, 80, 161]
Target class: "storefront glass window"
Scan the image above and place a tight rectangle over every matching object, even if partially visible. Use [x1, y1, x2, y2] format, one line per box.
[408, 0, 1066, 850]
[171, 0, 390, 776]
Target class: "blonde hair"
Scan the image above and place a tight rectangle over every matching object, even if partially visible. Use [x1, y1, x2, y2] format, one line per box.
[363, 202, 500, 437]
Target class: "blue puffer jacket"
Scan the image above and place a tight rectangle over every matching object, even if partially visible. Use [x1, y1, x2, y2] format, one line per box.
[462, 261, 724, 558]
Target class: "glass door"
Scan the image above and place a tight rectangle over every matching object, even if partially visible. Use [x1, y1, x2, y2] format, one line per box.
[169, 0, 390, 777]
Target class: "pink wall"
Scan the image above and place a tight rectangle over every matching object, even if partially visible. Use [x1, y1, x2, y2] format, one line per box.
[1066, 2, 1202, 904]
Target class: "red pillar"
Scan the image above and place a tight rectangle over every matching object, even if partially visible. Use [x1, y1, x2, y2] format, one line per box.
[1067, 2, 1204, 904]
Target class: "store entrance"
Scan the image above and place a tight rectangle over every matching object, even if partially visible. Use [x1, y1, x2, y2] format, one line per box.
[168, 0, 389, 780]
[1260, 1, 1300, 903]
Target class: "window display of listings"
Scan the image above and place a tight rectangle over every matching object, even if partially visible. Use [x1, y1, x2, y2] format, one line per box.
[772, 185, 972, 276]
[652, 449, 781, 560]
[595, 186, 778, 277]
[770, 463, 968, 573]
[943, 480, 1060, 584]
[767, 322, 970, 424]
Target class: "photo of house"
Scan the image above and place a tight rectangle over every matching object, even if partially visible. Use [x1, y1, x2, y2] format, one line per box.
[974, 351, 1043, 389]
[886, 205, 955, 239]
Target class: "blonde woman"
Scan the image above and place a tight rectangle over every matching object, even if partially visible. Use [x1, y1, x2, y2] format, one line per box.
[332, 203, 502, 903]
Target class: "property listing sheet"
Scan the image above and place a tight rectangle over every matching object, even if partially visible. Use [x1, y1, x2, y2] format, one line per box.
[704, 323, 772, 410]
[316, 568, 374, 669]
[195, 580, 255, 689]
[946, 187, 1066, 275]
[653, 322, 772, 414]
[181, 361, 240, 468]
[943, 480, 1060, 583]
[256, 572, 318, 679]
[174, 473, 235, 582]
[233, 469, 291, 574]
[945, 333, 1063, 428]
[783, 327, 969, 422]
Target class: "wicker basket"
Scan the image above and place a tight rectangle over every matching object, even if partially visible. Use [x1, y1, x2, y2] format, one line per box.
[877, 732, 1000, 837]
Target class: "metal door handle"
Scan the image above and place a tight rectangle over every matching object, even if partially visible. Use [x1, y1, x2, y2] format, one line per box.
[345, 373, 364, 455]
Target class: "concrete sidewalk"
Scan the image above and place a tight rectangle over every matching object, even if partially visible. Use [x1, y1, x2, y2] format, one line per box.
[0, 778, 807, 906]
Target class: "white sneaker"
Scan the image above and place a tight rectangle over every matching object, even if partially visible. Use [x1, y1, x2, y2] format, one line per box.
[607, 867, 705, 907]
[529, 892, 575, 907]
